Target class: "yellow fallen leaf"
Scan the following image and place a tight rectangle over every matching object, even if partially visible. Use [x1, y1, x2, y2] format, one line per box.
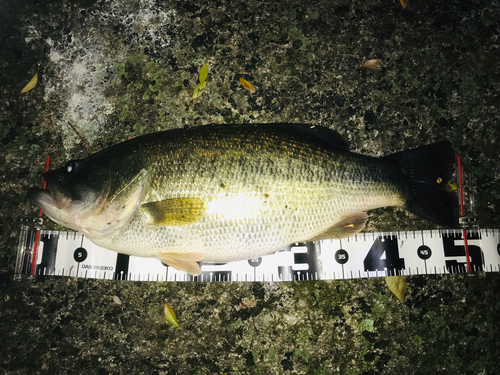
[21, 72, 38, 93]
[199, 62, 208, 84]
[192, 85, 201, 99]
[385, 276, 407, 301]
[400, 0, 408, 9]
[444, 183, 457, 192]
[239, 77, 256, 93]
[164, 302, 179, 327]
[361, 59, 382, 68]
[192, 80, 207, 99]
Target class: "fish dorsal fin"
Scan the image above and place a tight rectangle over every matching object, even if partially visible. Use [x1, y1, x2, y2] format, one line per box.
[142, 197, 207, 226]
[157, 252, 204, 275]
[308, 212, 369, 240]
[268, 123, 350, 152]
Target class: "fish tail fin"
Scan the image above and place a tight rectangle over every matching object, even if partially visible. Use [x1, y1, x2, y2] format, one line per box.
[384, 141, 459, 228]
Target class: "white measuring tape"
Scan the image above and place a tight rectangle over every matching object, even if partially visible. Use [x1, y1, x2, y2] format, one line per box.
[19, 154, 493, 282]
[15, 224, 500, 282]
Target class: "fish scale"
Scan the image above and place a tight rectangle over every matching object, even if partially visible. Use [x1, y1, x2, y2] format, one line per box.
[29, 123, 458, 274]
[86, 129, 399, 258]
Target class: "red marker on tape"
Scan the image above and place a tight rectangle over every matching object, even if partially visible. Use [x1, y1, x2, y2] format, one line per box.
[457, 156, 472, 272]
[30, 155, 51, 275]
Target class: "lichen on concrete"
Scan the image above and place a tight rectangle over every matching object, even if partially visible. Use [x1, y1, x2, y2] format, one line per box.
[1, 274, 499, 374]
[1, 0, 500, 373]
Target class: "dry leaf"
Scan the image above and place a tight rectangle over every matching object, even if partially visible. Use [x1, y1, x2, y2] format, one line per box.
[21, 72, 38, 93]
[111, 295, 122, 305]
[239, 77, 256, 93]
[164, 302, 180, 327]
[400, 0, 408, 9]
[385, 276, 407, 301]
[199, 62, 208, 83]
[239, 295, 257, 309]
[361, 59, 382, 68]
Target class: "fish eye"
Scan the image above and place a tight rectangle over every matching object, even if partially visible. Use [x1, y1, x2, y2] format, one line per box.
[65, 161, 76, 173]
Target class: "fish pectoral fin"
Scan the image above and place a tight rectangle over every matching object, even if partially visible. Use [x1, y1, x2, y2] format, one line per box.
[141, 197, 207, 226]
[309, 212, 369, 240]
[157, 252, 205, 275]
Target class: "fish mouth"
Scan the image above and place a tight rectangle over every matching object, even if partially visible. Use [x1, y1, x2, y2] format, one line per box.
[27, 188, 56, 211]
[28, 173, 72, 211]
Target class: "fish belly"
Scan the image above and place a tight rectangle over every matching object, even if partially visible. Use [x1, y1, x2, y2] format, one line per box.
[95, 168, 403, 262]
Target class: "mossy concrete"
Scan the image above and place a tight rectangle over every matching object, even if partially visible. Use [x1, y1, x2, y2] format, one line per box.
[1, 0, 499, 373]
[2, 274, 499, 374]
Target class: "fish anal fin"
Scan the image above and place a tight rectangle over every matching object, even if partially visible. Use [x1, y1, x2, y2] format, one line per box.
[142, 197, 207, 226]
[157, 252, 204, 275]
[309, 212, 369, 240]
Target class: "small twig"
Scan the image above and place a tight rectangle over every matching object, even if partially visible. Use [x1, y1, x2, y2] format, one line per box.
[66, 121, 92, 155]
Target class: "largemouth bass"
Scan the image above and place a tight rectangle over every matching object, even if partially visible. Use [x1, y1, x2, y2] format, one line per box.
[29, 123, 458, 275]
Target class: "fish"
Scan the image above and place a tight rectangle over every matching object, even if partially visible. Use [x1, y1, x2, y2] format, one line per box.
[28, 123, 458, 275]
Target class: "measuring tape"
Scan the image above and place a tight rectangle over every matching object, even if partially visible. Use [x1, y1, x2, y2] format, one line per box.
[15, 225, 500, 282]
[19, 155, 496, 281]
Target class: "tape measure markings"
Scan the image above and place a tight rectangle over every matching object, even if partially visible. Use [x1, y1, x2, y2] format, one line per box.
[15, 227, 500, 282]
